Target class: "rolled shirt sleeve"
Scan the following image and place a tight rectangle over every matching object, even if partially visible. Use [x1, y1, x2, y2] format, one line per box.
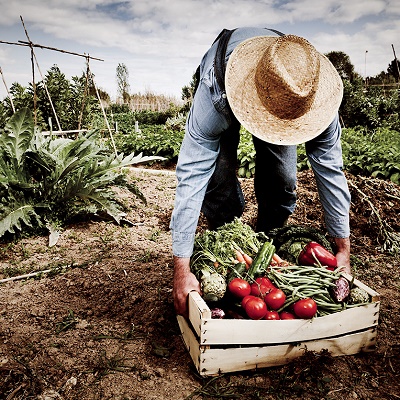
[306, 114, 351, 238]
[170, 129, 219, 257]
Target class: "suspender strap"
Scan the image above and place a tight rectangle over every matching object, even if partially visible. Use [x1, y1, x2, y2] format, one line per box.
[214, 29, 237, 94]
[265, 28, 285, 37]
[213, 28, 284, 93]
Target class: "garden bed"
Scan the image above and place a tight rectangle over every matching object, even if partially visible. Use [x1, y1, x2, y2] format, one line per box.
[0, 168, 399, 399]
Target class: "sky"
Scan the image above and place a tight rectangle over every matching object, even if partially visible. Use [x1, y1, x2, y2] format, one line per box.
[0, 0, 399, 102]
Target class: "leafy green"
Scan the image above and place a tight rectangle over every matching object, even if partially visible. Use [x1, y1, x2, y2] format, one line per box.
[191, 218, 263, 278]
[0, 108, 162, 240]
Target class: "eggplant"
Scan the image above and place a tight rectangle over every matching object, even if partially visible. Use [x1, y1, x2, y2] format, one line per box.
[330, 276, 350, 302]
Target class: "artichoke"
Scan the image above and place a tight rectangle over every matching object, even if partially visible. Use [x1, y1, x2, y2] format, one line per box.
[348, 287, 370, 304]
[200, 269, 227, 302]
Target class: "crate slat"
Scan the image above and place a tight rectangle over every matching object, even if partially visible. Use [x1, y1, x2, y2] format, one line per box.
[198, 328, 377, 376]
[199, 302, 379, 345]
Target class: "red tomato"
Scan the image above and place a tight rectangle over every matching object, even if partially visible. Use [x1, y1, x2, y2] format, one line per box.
[250, 282, 271, 298]
[293, 298, 318, 319]
[264, 310, 280, 320]
[228, 278, 251, 298]
[244, 297, 267, 320]
[255, 277, 276, 290]
[241, 295, 257, 308]
[264, 289, 286, 310]
[279, 311, 296, 320]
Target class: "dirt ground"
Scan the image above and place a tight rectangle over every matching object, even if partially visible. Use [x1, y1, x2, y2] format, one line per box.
[0, 167, 399, 400]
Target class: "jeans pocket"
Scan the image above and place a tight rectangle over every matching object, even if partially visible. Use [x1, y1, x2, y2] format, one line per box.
[205, 68, 233, 124]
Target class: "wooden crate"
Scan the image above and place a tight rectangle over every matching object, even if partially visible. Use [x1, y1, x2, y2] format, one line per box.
[177, 274, 380, 376]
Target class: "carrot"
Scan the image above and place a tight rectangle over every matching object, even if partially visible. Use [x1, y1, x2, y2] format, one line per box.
[272, 253, 284, 264]
[241, 252, 253, 267]
[234, 249, 245, 264]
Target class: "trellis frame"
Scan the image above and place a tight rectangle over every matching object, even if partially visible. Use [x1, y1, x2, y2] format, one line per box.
[0, 15, 117, 153]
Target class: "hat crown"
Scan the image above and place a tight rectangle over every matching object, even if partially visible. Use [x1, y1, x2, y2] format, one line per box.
[255, 35, 320, 120]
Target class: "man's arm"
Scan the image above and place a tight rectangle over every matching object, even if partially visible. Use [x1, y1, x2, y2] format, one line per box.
[306, 115, 352, 273]
[334, 236, 351, 274]
[173, 256, 201, 317]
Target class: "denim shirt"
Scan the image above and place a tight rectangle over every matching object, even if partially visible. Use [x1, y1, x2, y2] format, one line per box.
[170, 27, 351, 258]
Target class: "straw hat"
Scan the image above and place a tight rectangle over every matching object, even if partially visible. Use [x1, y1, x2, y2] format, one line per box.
[225, 34, 343, 145]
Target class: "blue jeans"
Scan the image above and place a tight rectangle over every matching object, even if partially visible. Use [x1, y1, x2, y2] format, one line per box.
[201, 120, 297, 233]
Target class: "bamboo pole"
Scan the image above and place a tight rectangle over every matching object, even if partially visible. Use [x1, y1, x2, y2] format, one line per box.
[20, 16, 37, 124]
[17, 40, 104, 61]
[78, 57, 91, 130]
[391, 44, 400, 83]
[87, 58, 118, 156]
[0, 66, 15, 112]
[32, 51, 62, 131]
[0, 39, 103, 62]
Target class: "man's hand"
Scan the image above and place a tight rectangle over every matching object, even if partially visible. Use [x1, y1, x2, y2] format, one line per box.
[334, 237, 351, 274]
[173, 256, 201, 317]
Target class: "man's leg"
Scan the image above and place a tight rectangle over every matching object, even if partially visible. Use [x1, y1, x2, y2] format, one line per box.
[201, 120, 244, 230]
[252, 136, 297, 233]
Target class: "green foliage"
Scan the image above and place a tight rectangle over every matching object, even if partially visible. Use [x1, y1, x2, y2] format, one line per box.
[237, 129, 256, 178]
[92, 109, 181, 135]
[387, 58, 400, 81]
[236, 126, 399, 185]
[296, 143, 310, 171]
[1, 65, 98, 132]
[0, 108, 162, 241]
[113, 124, 184, 162]
[341, 127, 400, 184]
[116, 63, 130, 103]
[325, 51, 356, 82]
[340, 76, 400, 131]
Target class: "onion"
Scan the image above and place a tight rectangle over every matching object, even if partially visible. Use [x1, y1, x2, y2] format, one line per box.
[210, 308, 225, 319]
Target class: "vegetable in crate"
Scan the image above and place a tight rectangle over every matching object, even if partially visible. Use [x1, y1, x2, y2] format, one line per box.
[298, 241, 337, 269]
[243, 296, 267, 320]
[247, 240, 275, 279]
[348, 287, 370, 304]
[293, 298, 318, 319]
[199, 268, 227, 302]
[191, 218, 263, 280]
[211, 308, 226, 319]
[228, 278, 251, 299]
[330, 276, 350, 302]
[268, 225, 336, 265]
[266, 264, 350, 317]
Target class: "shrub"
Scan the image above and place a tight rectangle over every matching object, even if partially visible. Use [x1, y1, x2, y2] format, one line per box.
[342, 127, 400, 184]
[0, 108, 162, 242]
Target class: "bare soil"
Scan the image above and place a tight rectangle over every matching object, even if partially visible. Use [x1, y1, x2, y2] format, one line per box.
[0, 167, 399, 400]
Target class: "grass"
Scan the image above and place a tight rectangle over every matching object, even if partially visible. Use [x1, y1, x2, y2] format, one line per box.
[88, 349, 136, 381]
[55, 310, 78, 334]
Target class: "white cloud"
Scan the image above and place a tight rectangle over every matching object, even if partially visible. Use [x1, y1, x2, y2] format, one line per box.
[0, 0, 399, 98]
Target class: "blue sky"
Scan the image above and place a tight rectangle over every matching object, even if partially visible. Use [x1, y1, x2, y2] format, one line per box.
[0, 0, 399, 101]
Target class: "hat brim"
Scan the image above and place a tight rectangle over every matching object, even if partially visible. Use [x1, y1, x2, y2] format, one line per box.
[225, 36, 343, 145]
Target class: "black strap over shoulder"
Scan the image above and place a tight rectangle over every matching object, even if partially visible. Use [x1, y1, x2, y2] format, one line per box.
[214, 28, 284, 93]
[194, 28, 285, 95]
[214, 29, 237, 94]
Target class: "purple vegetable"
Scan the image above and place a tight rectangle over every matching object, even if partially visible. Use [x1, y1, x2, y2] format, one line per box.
[330, 277, 350, 302]
[210, 308, 225, 319]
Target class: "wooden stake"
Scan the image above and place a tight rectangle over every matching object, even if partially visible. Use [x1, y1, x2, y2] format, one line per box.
[391, 44, 400, 83]
[0, 66, 15, 112]
[20, 16, 37, 124]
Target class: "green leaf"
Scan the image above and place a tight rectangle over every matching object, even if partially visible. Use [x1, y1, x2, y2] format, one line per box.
[0, 203, 42, 236]
[1, 108, 34, 166]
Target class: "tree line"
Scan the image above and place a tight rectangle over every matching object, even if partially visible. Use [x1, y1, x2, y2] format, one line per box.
[0, 52, 399, 132]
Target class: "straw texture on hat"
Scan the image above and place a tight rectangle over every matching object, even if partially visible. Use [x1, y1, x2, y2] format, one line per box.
[225, 34, 343, 145]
